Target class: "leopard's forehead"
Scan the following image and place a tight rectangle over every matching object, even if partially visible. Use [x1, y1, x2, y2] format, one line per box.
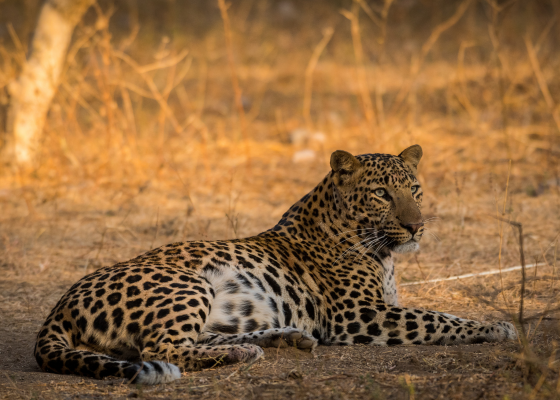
[355, 153, 417, 187]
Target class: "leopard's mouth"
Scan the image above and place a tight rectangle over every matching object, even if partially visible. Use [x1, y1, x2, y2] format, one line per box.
[361, 227, 421, 255]
[390, 239, 420, 254]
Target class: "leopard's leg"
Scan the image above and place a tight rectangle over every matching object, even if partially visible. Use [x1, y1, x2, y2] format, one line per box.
[330, 304, 517, 346]
[35, 266, 264, 384]
[34, 314, 181, 385]
[197, 327, 318, 352]
[140, 341, 264, 372]
[135, 270, 264, 372]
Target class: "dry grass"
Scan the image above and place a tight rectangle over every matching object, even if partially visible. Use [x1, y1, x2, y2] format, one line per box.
[1, 0, 560, 398]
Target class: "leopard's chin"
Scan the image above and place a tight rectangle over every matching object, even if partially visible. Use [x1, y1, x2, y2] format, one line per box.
[391, 240, 420, 254]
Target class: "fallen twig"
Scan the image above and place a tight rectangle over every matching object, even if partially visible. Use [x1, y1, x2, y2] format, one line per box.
[401, 263, 541, 286]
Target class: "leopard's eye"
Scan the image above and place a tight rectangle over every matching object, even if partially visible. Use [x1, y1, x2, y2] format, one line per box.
[411, 185, 419, 194]
[374, 189, 386, 197]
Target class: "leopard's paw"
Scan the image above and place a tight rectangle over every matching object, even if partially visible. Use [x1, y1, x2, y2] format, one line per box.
[257, 327, 318, 352]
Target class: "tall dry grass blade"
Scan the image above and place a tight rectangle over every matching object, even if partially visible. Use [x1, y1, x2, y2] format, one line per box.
[534, 14, 557, 54]
[92, 18, 117, 149]
[303, 27, 334, 133]
[119, 85, 138, 147]
[118, 0, 139, 52]
[414, 254, 427, 281]
[455, 40, 477, 121]
[218, 0, 251, 167]
[527, 238, 560, 340]
[493, 215, 527, 339]
[487, 0, 516, 159]
[150, 208, 160, 250]
[356, 0, 382, 28]
[359, 0, 393, 128]
[157, 46, 178, 144]
[375, 0, 393, 128]
[112, 50, 182, 134]
[196, 57, 208, 119]
[496, 160, 512, 313]
[390, 0, 473, 116]
[341, 1, 376, 128]
[525, 37, 560, 136]
[6, 23, 26, 65]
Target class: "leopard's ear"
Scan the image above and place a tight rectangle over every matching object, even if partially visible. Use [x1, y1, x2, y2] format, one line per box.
[330, 150, 363, 187]
[398, 145, 423, 174]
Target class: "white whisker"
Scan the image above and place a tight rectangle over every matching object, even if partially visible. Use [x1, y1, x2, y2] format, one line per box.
[372, 238, 390, 257]
[328, 231, 378, 251]
[352, 236, 384, 262]
[355, 235, 386, 262]
[332, 233, 381, 266]
[425, 230, 440, 242]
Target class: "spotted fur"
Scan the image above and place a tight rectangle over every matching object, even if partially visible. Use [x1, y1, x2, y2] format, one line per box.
[34, 145, 516, 384]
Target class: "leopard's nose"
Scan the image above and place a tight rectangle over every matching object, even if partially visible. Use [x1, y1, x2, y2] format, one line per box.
[401, 222, 424, 235]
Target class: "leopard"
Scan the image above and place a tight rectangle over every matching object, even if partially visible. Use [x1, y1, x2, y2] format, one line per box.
[34, 145, 517, 384]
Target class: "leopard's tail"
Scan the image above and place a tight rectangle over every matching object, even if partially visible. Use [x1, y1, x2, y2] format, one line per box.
[34, 321, 181, 384]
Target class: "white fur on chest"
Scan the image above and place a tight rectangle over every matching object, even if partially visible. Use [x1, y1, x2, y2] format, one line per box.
[381, 256, 399, 306]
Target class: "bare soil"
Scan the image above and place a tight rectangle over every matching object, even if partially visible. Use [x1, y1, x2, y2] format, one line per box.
[0, 186, 559, 400]
[0, 272, 555, 400]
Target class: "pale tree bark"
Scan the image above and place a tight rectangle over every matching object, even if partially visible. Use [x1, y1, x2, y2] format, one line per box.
[7, 0, 95, 166]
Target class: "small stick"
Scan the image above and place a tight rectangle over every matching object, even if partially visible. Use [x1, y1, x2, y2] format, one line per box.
[401, 263, 541, 286]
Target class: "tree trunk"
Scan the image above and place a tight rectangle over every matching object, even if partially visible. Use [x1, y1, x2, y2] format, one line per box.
[7, 0, 95, 166]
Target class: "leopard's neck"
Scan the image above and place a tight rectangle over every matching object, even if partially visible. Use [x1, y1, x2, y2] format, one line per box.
[266, 173, 390, 260]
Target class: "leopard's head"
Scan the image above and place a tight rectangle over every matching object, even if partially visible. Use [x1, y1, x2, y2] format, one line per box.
[330, 145, 424, 254]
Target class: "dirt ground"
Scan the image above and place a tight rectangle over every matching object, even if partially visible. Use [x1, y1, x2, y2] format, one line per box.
[0, 277, 547, 400]
[0, 273, 556, 400]
[1, 181, 559, 400]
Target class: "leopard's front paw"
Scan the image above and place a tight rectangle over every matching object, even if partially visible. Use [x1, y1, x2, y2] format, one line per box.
[258, 328, 318, 352]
